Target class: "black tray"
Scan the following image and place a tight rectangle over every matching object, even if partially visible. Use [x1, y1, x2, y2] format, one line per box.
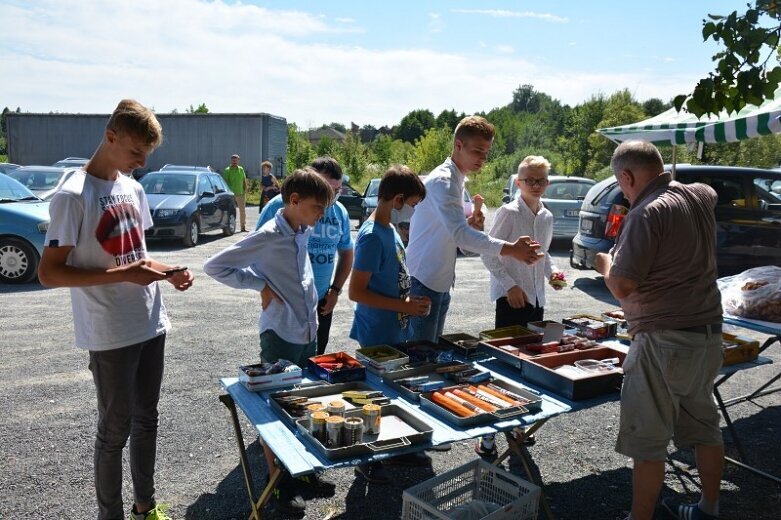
[295, 404, 433, 460]
[419, 380, 535, 427]
[438, 333, 485, 359]
[393, 340, 455, 364]
[382, 361, 467, 402]
[269, 381, 382, 427]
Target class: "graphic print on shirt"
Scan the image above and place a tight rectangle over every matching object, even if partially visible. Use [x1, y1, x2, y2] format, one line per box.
[308, 214, 344, 266]
[396, 238, 411, 328]
[95, 194, 146, 265]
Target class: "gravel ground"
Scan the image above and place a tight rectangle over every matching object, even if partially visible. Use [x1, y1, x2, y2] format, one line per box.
[1, 205, 779, 520]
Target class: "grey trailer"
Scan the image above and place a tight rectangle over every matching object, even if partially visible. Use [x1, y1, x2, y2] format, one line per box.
[6, 112, 287, 178]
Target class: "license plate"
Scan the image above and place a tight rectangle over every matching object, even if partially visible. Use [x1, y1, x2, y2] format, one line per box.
[581, 219, 593, 232]
[566, 209, 580, 217]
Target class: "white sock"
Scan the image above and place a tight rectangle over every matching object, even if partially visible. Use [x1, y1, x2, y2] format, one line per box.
[698, 496, 719, 517]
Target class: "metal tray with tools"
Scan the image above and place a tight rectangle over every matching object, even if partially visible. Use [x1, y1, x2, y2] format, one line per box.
[295, 404, 433, 460]
[438, 333, 485, 359]
[269, 381, 384, 427]
[419, 379, 542, 427]
[382, 361, 467, 402]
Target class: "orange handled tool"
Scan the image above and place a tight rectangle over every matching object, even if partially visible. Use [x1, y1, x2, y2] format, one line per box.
[477, 384, 522, 406]
[453, 389, 498, 412]
[432, 391, 475, 417]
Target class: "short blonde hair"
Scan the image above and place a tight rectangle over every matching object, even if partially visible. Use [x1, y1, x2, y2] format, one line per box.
[106, 99, 163, 148]
[454, 115, 495, 143]
[517, 155, 551, 176]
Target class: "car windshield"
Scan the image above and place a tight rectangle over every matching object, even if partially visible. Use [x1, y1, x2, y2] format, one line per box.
[544, 181, 594, 200]
[0, 173, 39, 201]
[7, 169, 65, 191]
[366, 179, 380, 197]
[140, 174, 195, 195]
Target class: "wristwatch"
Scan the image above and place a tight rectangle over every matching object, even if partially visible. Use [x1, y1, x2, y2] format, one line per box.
[329, 285, 342, 295]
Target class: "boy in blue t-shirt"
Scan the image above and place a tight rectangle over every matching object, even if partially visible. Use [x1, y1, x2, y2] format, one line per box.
[348, 165, 429, 483]
[256, 157, 353, 355]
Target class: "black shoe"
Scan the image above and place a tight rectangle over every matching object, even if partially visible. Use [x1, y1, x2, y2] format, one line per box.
[383, 451, 432, 467]
[295, 472, 336, 494]
[662, 497, 718, 520]
[354, 462, 391, 485]
[269, 472, 306, 514]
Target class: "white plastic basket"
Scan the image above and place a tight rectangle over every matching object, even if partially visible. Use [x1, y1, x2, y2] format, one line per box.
[402, 459, 540, 520]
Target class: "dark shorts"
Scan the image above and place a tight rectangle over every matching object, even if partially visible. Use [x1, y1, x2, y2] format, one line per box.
[260, 329, 317, 367]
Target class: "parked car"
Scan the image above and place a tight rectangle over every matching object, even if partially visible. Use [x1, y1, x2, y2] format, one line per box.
[503, 175, 596, 239]
[139, 169, 237, 247]
[337, 181, 365, 220]
[161, 164, 213, 172]
[5, 165, 73, 200]
[570, 164, 781, 276]
[52, 157, 89, 168]
[0, 162, 21, 175]
[0, 173, 49, 284]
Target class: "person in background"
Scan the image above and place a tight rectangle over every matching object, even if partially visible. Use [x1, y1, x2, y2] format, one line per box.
[405, 115, 542, 344]
[204, 168, 335, 515]
[38, 99, 193, 520]
[260, 160, 281, 205]
[256, 156, 354, 355]
[349, 165, 430, 484]
[475, 155, 564, 459]
[223, 153, 248, 232]
[595, 140, 724, 520]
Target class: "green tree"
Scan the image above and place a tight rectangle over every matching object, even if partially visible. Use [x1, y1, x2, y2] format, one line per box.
[186, 103, 209, 114]
[435, 109, 464, 131]
[642, 98, 668, 117]
[408, 127, 451, 173]
[586, 90, 646, 174]
[557, 95, 606, 175]
[323, 122, 347, 133]
[394, 109, 436, 143]
[286, 123, 315, 174]
[336, 132, 369, 179]
[316, 136, 339, 158]
[677, 0, 781, 116]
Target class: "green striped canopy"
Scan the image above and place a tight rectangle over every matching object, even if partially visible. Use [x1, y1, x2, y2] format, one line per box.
[598, 90, 781, 145]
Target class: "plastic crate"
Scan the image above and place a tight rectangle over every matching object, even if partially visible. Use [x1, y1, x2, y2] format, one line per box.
[402, 459, 540, 520]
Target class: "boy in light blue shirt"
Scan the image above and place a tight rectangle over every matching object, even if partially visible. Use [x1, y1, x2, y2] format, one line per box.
[205, 167, 333, 515]
[256, 157, 354, 355]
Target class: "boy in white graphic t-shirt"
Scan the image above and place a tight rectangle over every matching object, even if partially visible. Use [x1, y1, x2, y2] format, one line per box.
[38, 99, 193, 520]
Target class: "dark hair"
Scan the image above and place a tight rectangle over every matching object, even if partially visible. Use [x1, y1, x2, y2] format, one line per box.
[106, 99, 163, 148]
[453, 115, 495, 143]
[281, 167, 334, 206]
[310, 156, 343, 180]
[378, 165, 426, 201]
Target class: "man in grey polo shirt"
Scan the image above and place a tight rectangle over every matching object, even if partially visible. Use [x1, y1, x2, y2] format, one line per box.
[596, 140, 723, 520]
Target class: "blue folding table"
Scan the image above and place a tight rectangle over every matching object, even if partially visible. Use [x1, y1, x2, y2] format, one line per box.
[219, 361, 572, 520]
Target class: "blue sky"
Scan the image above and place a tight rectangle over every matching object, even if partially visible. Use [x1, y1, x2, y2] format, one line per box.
[0, 0, 743, 128]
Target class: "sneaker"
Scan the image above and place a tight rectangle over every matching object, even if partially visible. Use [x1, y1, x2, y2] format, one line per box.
[474, 438, 498, 460]
[270, 472, 306, 514]
[354, 462, 391, 485]
[662, 497, 718, 520]
[295, 472, 336, 493]
[383, 451, 431, 466]
[130, 504, 171, 520]
[428, 442, 452, 452]
[510, 428, 536, 446]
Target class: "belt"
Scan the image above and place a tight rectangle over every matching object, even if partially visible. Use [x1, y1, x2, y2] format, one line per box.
[673, 323, 722, 335]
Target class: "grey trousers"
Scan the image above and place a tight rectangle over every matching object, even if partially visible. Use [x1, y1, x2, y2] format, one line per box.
[88, 334, 165, 520]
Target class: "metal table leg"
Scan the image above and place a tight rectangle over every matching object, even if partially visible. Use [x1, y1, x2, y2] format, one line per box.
[220, 393, 279, 519]
[494, 418, 555, 520]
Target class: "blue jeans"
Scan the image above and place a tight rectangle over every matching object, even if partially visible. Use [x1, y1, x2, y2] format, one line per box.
[408, 277, 451, 343]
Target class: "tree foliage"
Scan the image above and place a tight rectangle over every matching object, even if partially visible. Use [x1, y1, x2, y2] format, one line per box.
[394, 109, 436, 143]
[186, 103, 209, 114]
[676, 0, 781, 116]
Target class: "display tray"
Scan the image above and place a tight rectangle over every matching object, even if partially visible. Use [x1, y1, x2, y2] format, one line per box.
[419, 379, 538, 427]
[438, 333, 485, 359]
[394, 340, 455, 364]
[308, 352, 367, 383]
[382, 361, 468, 402]
[722, 332, 760, 366]
[269, 381, 381, 427]
[479, 336, 558, 369]
[295, 404, 433, 460]
[355, 345, 410, 375]
[478, 325, 543, 342]
[521, 346, 626, 401]
[562, 314, 618, 340]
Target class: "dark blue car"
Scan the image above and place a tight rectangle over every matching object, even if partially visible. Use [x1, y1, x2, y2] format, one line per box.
[139, 169, 237, 247]
[571, 164, 781, 276]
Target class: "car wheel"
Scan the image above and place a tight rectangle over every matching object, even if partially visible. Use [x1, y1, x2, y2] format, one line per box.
[223, 212, 236, 236]
[0, 237, 40, 284]
[183, 215, 200, 247]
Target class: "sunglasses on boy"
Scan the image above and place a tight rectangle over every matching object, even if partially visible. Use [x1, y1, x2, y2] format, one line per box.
[519, 178, 549, 187]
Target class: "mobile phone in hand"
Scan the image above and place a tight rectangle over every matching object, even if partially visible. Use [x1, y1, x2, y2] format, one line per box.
[163, 266, 188, 276]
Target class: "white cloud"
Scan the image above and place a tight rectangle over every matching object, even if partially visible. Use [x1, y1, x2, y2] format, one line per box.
[335, 17, 356, 23]
[0, 0, 703, 127]
[450, 9, 569, 23]
[429, 12, 444, 33]
[495, 44, 514, 54]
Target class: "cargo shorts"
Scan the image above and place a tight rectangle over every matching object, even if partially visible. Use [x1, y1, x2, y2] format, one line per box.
[260, 329, 316, 367]
[615, 328, 723, 461]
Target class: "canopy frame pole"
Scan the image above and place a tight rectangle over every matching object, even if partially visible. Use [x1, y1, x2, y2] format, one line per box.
[671, 146, 677, 179]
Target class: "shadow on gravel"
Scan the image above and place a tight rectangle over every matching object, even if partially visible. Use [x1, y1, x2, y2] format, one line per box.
[146, 232, 232, 253]
[571, 276, 619, 306]
[0, 280, 49, 293]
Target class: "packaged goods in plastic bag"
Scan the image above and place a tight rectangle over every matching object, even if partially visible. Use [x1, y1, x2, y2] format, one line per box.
[717, 266, 781, 323]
